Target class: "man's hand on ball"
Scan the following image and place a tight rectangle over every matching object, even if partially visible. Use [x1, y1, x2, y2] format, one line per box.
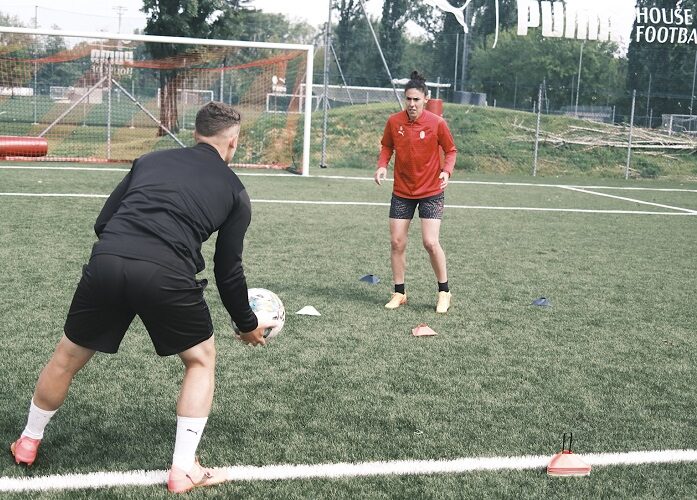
[238, 319, 279, 346]
[238, 326, 266, 346]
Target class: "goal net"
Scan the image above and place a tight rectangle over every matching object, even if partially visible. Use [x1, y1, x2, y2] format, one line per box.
[0, 27, 314, 174]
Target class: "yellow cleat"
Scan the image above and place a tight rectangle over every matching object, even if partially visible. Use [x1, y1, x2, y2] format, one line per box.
[436, 291, 452, 313]
[384, 292, 407, 309]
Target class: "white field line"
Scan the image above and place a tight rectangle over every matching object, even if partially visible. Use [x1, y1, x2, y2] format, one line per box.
[250, 199, 696, 216]
[0, 165, 130, 172]
[1, 166, 696, 193]
[1, 449, 696, 493]
[0, 193, 695, 216]
[559, 186, 697, 214]
[0, 193, 108, 198]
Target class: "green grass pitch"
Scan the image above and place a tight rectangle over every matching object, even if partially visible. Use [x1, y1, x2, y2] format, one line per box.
[0, 164, 696, 498]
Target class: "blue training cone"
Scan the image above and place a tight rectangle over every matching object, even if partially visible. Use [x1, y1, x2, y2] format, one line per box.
[359, 274, 380, 285]
[532, 297, 551, 307]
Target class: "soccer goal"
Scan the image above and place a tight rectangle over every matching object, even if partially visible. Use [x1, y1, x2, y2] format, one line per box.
[0, 27, 314, 174]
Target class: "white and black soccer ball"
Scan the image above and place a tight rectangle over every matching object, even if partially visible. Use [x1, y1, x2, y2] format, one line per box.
[232, 288, 285, 340]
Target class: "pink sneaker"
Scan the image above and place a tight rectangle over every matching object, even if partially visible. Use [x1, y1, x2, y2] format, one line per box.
[10, 436, 41, 467]
[167, 459, 227, 494]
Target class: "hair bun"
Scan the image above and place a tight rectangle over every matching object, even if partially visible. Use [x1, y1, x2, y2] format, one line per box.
[410, 70, 424, 82]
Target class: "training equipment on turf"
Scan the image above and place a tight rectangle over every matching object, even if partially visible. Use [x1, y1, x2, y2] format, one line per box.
[296, 306, 321, 316]
[532, 297, 552, 307]
[233, 288, 285, 340]
[0, 27, 314, 175]
[359, 274, 380, 284]
[0, 136, 48, 157]
[10, 436, 41, 467]
[547, 433, 592, 477]
[411, 324, 438, 337]
[425, 98, 444, 117]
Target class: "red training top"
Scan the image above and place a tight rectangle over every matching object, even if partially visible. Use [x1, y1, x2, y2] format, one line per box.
[377, 109, 457, 199]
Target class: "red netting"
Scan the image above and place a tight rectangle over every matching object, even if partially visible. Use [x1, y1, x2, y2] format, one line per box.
[0, 35, 309, 167]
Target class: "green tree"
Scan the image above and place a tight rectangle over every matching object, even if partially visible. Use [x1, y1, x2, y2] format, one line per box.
[36, 29, 87, 91]
[469, 30, 625, 110]
[141, 0, 249, 134]
[375, 0, 409, 85]
[469, 0, 519, 46]
[213, 9, 315, 44]
[0, 12, 32, 93]
[626, 0, 697, 124]
[333, 0, 383, 86]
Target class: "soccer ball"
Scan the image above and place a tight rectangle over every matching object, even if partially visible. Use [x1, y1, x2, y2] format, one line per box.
[232, 288, 285, 340]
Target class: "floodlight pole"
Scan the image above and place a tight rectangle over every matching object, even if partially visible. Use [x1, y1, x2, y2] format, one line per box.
[320, 0, 332, 168]
[533, 80, 544, 177]
[626, 89, 636, 180]
[453, 33, 459, 91]
[33, 5, 38, 125]
[575, 42, 584, 117]
[358, 0, 402, 109]
[107, 58, 113, 160]
[646, 73, 652, 127]
[460, 2, 472, 91]
[691, 49, 697, 121]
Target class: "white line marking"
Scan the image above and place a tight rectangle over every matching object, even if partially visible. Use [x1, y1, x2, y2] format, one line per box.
[1, 166, 696, 193]
[0, 165, 130, 172]
[0, 193, 108, 198]
[1, 449, 696, 492]
[253, 199, 695, 215]
[560, 186, 697, 214]
[0, 193, 694, 215]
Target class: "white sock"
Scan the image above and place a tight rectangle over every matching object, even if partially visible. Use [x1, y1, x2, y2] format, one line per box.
[22, 399, 57, 440]
[172, 416, 208, 471]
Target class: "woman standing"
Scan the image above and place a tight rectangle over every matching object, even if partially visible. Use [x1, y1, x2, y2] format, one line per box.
[374, 71, 457, 313]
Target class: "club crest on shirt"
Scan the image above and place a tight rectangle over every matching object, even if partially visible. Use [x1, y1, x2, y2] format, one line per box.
[419, 131, 426, 140]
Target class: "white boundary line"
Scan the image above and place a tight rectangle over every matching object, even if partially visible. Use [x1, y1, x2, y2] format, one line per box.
[1, 449, 696, 492]
[559, 186, 697, 214]
[2, 166, 696, 193]
[0, 166, 131, 172]
[0, 193, 108, 198]
[1, 193, 695, 216]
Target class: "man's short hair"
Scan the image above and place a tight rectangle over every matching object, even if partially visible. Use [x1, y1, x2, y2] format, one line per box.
[195, 101, 242, 137]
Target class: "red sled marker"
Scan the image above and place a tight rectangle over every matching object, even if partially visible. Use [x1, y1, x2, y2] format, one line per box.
[547, 432, 592, 477]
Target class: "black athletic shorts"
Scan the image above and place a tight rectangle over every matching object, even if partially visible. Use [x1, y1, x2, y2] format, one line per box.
[389, 192, 445, 220]
[64, 254, 213, 356]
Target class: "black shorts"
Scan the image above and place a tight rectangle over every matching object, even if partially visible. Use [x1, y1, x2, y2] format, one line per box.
[64, 254, 213, 356]
[389, 192, 445, 220]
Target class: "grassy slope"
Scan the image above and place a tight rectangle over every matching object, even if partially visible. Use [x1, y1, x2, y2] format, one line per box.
[310, 103, 697, 181]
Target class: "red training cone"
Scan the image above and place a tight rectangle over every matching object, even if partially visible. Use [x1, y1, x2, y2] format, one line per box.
[411, 324, 438, 337]
[547, 433, 591, 477]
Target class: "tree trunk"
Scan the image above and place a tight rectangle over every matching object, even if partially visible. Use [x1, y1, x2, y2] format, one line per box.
[158, 70, 179, 136]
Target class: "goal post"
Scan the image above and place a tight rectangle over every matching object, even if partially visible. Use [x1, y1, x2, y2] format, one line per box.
[0, 26, 314, 175]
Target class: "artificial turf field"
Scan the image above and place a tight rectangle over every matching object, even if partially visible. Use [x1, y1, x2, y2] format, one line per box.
[0, 163, 696, 498]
